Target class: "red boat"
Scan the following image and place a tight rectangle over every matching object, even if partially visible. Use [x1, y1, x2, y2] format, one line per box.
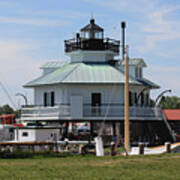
[0, 114, 16, 125]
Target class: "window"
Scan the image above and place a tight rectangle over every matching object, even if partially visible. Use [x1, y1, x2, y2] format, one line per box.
[134, 92, 138, 105]
[85, 32, 89, 39]
[46, 93, 51, 106]
[129, 92, 132, 106]
[95, 32, 99, 39]
[141, 93, 144, 106]
[99, 32, 103, 39]
[81, 32, 85, 38]
[139, 68, 142, 78]
[135, 67, 142, 78]
[146, 94, 149, 106]
[135, 67, 138, 78]
[95, 32, 103, 39]
[22, 132, 28, 137]
[44, 92, 55, 107]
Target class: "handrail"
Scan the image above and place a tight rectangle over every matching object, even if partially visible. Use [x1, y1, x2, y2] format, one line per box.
[64, 37, 120, 53]
[161, 108, 177, 142]
[21, 105, 162, 119]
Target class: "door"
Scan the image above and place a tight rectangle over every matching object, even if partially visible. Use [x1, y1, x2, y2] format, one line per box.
[91, 93, 101, 106]
[91, 93, 101, 116]
[71, 96, 83, 119]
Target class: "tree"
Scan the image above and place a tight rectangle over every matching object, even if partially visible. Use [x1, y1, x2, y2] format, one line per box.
[150, 99, 155, 107]
[159, 96, 180, 109]
[0, 104, 14, 115]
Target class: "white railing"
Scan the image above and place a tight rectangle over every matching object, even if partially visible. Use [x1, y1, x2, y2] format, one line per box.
[21, 104, 163, 119]
[21, 105, 71, 118]
[83, 105, 162, 118]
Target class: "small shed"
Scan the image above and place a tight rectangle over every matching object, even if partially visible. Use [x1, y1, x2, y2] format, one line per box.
[14, 126, 61, 142]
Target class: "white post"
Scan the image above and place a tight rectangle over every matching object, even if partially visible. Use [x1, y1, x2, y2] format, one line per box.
[95, 136, 104, 156]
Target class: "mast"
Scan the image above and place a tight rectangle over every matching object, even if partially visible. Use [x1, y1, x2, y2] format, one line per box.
[121, 22, 126, 61]
[124, 47, 130, 152]
[121, 21, 130, 153]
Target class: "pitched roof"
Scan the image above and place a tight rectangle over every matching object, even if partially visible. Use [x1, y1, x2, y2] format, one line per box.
[163, 109, 180, 121]
[40, 61, 68, 69]
[24, 62, 141, 87]
[80, 19, 103, 32]
[137, 78, 160, 89]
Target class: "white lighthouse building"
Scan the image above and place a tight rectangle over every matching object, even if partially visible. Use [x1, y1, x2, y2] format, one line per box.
[20, 19, 174, 144]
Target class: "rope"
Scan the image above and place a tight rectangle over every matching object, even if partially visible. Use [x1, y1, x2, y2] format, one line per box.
[0, 82, 17, 110]
[98, 81, 118, 136]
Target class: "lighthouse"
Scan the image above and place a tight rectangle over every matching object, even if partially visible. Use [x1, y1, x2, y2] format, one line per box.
[20, 18, 174, 145]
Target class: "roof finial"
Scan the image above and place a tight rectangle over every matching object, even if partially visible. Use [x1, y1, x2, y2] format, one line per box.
[90, 12, 95, 24]
[91, 12, 94, 20]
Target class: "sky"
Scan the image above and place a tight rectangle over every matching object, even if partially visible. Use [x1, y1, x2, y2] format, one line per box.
[0, 0, 180, 109]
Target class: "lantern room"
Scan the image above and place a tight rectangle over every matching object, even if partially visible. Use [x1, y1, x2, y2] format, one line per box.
[64, 18, 120, 54]
[80, 18, 104, 39]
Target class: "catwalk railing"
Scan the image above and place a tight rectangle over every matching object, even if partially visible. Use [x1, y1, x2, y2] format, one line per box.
[64, 38, 120, 53]
[21, 104, 163, 120]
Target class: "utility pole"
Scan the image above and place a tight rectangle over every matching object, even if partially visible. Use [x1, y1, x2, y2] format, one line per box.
[124, 46, 130, 152]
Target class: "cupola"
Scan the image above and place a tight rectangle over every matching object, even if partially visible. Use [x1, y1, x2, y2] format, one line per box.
[80, 18, 104, 39]
[64, 18, 120, 63]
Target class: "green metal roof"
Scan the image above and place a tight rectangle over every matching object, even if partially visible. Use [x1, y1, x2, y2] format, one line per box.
[24, 63, 141, 87]
[137, 78, 160, 89]
[40, 61, 69, 69]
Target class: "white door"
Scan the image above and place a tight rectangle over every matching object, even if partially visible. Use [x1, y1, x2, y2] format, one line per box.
[71, 96, 83, 119]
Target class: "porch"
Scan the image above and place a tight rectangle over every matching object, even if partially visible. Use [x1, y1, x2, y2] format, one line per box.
[21, 104, 163, 121]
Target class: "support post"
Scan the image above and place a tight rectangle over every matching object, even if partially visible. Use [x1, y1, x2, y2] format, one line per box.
[64, 122, 69, 139]
[124, 53, 130, 152]
[90, 122, 94, 138]
[165, 142, 171, 153]
[112, 123, 116, 137]
[139, 142, 144, 155]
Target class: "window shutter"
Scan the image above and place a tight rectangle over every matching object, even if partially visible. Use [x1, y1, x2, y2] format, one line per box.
[44, 92, 47, 106]
[51, 92, 55, 106]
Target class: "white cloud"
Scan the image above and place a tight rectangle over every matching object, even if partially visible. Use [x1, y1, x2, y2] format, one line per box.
[0, 16, 72, 27]
[143, 6, 180, 33]
[136, 6, 180, 53]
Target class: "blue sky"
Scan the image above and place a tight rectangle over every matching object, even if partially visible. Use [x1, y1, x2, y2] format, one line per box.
[0, 0, 180, 108]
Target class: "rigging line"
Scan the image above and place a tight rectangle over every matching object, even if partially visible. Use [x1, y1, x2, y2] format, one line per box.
[0, 71, 18, 108]
[97, 79, 129, 156]
[98, 81, 118, 136]
[0, 78, 15, 101]
[0, 81, 17, 110]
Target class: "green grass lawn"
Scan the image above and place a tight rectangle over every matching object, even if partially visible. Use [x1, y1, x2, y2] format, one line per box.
[0, 153, 180, 180]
